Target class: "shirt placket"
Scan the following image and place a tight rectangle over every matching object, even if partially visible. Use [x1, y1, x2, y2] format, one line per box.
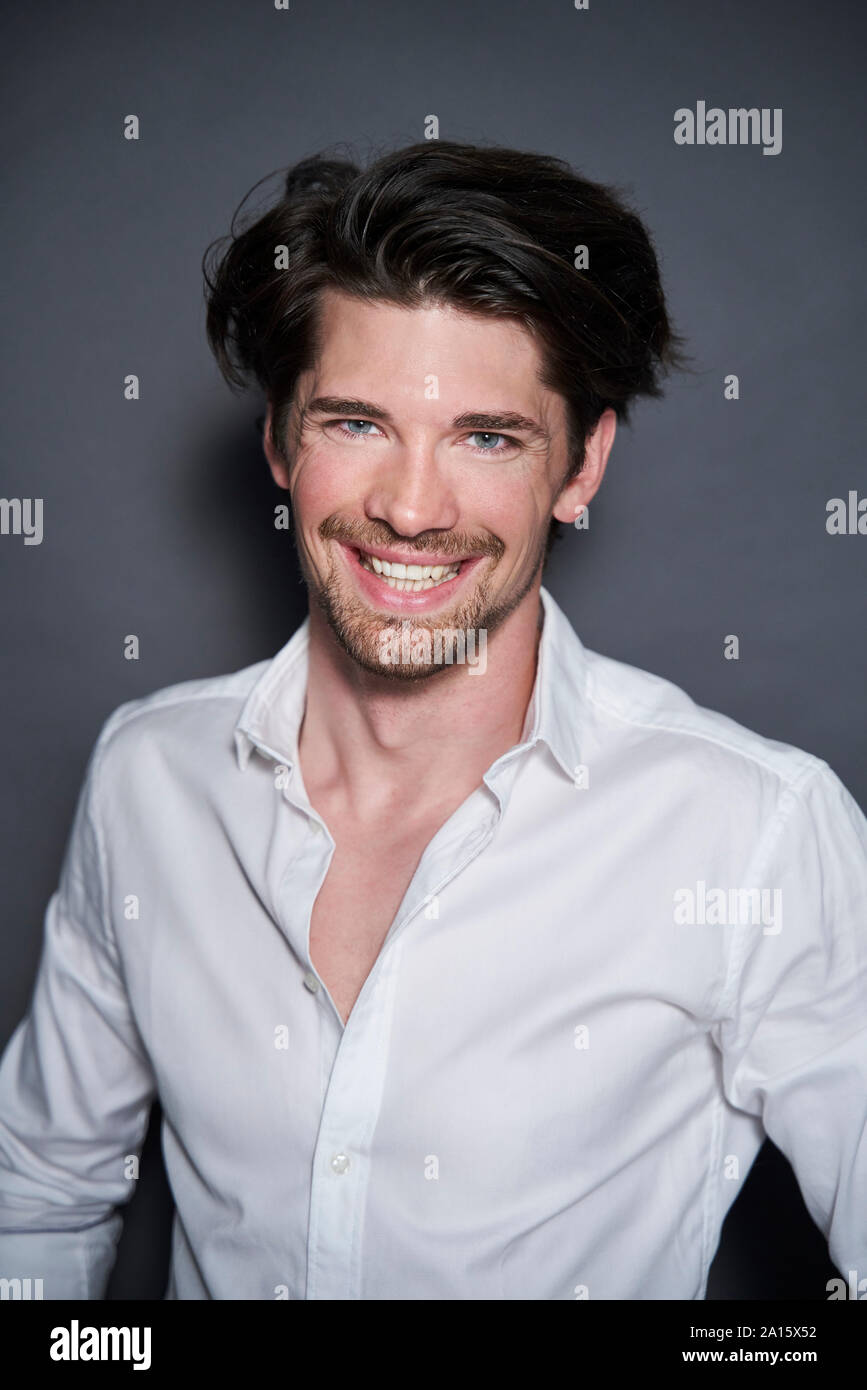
[300, 781, 506, 1300]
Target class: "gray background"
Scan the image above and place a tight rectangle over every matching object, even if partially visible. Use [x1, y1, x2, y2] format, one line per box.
[1, 0, 864, 1299]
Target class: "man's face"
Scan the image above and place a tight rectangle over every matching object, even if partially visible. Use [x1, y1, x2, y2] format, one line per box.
[265, 288, 589, 680]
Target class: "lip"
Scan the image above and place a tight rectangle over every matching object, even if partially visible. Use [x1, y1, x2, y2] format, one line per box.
[353, 540, 479, 568]
[338, 542, 483, 611]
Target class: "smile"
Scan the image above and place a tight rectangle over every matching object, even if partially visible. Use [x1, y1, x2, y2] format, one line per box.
[339, 542, 483, 609]
[357, 552, 461, 592]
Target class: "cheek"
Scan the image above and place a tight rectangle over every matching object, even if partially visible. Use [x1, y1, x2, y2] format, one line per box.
[290, 448, 354, 515]
[481, 478, 550, 541]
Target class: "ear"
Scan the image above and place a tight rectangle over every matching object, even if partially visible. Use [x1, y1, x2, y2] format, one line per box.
[551, 408, 617, 525]
[263, 402, 291, 490]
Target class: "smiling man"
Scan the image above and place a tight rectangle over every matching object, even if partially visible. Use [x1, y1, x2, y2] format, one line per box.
[259, 284, 618, 1025]
[0, 141, 865, 1302]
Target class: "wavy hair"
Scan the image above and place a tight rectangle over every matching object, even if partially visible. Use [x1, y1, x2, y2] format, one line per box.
[203, 139, 690, 558]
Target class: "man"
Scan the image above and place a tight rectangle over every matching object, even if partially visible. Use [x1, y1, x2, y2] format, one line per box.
[0, 140, 865, 1301]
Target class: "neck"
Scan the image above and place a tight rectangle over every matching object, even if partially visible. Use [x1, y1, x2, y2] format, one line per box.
[297, 585, 544, 823]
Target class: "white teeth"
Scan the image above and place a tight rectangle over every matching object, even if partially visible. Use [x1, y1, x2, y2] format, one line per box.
[357, 552, 461, 591]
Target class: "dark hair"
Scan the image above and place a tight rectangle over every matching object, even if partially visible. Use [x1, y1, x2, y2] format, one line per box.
[203, 138, 690, 561]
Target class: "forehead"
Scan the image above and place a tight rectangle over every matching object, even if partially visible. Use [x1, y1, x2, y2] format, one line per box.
[310, 287, 559, 417]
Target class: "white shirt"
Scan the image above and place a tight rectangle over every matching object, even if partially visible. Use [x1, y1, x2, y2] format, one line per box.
[1, 584, 865, 1300]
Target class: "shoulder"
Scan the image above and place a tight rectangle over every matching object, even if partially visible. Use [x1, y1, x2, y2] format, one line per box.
[89, 658, 271, 779]
[580, 644, 828, 799]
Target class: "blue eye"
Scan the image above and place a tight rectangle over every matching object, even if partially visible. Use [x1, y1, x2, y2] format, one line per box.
[468, 431, 510, 454]
[337, 419, 378, 436]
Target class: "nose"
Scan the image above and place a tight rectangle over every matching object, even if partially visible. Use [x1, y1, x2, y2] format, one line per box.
[363, 432, 461, 540]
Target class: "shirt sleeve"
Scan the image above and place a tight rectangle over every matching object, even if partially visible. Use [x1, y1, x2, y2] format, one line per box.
[0, 719, 157, 1298]
[716, 760, 867, 1279]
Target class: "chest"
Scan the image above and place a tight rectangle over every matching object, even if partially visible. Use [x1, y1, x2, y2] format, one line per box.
[308, 826, 434, 1025]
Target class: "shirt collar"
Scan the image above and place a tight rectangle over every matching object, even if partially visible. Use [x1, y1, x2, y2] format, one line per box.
[234, 584, 589, 783]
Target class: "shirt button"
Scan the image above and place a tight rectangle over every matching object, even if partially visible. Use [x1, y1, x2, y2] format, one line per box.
[303, 971, 320, 993]
[330, 1153, 350, 1175]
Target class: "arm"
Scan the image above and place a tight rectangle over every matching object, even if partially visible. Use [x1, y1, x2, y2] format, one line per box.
[0, 721, 157, 1298]
[716, 760, 867, 1285]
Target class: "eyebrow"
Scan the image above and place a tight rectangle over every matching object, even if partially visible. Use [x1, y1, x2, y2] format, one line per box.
[301, 396, 551, 442]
